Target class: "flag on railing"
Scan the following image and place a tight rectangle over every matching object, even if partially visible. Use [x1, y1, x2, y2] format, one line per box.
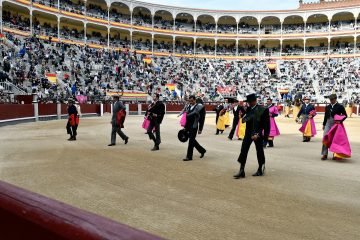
[143, 56, 152, 64]
[46, 73, 57, 84]
[166, 84, 176, 91]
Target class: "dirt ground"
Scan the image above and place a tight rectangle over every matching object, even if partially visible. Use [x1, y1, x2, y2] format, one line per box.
[1, 113, 360, 240]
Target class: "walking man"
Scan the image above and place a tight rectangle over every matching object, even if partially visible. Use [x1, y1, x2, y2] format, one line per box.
[321, 94, 347, 160]
[146, 94, 165, 151]
[233, 94, 270, 179]
[66, 98, 78, 141]
[228, 99, 245, 140]
[183, 95, 206, 161]
[108, 95, 129, 146]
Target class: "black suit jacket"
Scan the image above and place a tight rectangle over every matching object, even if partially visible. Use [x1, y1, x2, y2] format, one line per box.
[146, 101, 165, 124]
[242, 105, 270, 139]
[323, 103, 347, 126]
[297, 104, 315, 118]
[232, 105, 245, 125]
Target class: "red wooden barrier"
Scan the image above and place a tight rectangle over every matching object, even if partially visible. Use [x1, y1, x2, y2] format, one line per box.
[0, 104, 34, 120]
[39, 104, 57, 116]
[0, 181, 163, 240]
[80, 104, 100, 114]
[61, 104, 68, 115]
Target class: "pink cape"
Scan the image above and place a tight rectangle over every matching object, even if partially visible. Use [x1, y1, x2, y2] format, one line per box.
[269, 106, 280, 137]
[323, 115, 351, 158]
[180, 112, 187, 127]
[299, 118, 317, 137]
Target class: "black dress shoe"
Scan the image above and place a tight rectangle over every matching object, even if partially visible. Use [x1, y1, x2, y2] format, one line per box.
[151, 146, 159, 151]
[200, 151, 206, 159]
[233, 168, 245, 179]
[321, 155, 327, 160]
[108, 144, 115, 146]
[252, 170, 263, 176]
[253, 165, 266, 176]
[183, 158, 193, 161]
[124, 138, 129, 144]
[228, 137, 232, 140]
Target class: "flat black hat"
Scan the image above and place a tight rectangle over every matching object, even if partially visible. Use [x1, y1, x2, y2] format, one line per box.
[244, 93, 258, 102]
[328, 94, 337, 100]
[178, 129, 189, 143]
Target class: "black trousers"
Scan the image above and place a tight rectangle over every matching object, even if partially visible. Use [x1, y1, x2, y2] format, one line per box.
[111, 125, 128, 144]
[187, 128, 206, 159]
[66, 122, 77, 137]
[237, 136, 265, 168]
[228, 119, 239, 139]
[147, 121, 161, 146]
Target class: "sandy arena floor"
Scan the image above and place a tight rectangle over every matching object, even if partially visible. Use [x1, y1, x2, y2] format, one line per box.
[0, 114, 360, 240]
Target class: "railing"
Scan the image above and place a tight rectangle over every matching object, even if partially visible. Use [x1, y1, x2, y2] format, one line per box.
[0, 81, 29, 95]
[0, 181, 163, 240]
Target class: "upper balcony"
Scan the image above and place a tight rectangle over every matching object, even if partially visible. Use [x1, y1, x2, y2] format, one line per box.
[4, 0, 360, 40]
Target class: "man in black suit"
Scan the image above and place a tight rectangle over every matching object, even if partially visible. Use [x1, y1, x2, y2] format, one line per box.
[233, 94, 270, 179]
[321, 94, 347, 160]
[296, 97, 316, 142]
[146, 94, 165, 151]
[66, 99, 78, 141]
[108, 95, 129, 146]
[183, 95, 206, 161]
[228, 100, 245, 140]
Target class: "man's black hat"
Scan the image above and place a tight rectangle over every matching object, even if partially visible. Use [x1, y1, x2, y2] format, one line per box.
[178, 129, 189, 143]
[244, 93, 258, 102]
[328, 94, 337, 100]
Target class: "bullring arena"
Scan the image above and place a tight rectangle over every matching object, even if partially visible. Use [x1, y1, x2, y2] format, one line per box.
[1, 106, 360, 240]
[1, 0, 360, 239]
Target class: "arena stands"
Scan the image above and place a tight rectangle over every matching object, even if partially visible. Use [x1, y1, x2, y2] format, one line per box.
[0, 0, 360, 105]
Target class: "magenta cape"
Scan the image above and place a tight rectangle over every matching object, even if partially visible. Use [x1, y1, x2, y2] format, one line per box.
[269, 106, 280, 137]
[323, 116, 351, 158]
[299, 118, 317, 137]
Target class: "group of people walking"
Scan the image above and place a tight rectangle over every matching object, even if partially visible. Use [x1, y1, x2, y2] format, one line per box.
[66, 92, 352, 180]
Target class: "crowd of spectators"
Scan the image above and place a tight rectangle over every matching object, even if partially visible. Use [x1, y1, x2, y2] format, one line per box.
[1, 33, 360, 105]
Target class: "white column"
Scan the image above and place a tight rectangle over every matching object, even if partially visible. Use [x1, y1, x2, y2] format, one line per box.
[236, 39, 239, 56]
[30, 12, 33, 35]
[152, 14, 154, 30]
[354, 36, 357, 55]
[130, 31, 133, 50]
[173, 36, 175, 53]
[257, 39, 260, 57]
[84, 23, 87, 44]
[215, 38, 217, 57]
[57, 101, 61, 119]
[194, 18, 197, 32]
[32, 93, 39, 122]
[125, 104, 129, 116]
[194, 38, 196, 56]
[58, 0, 60, 11]
[107, 28, 110, 48]
[100, 104, 104, 116]
[57, 17, 60, 40]
[173, 18, 176, 31]
[280, 39, 283, 56]
[328, 38, 331, 55]
[151, 34, 154, 55]
[304, 39, 306, 56]
[137, 103, 142, 115]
